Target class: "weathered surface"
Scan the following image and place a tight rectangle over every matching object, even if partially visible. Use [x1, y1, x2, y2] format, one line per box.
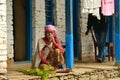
[0, 0, 7, 75]
[7, 61, 120, 80]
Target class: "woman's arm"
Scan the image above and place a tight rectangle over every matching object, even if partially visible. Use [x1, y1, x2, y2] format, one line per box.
[52, 37, 64, 53]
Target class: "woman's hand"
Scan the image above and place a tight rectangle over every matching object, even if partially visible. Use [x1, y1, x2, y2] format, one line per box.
[51, 37, 56, 44]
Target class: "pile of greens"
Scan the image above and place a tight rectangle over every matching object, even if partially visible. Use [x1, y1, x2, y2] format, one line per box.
[17, 65, 56, 80]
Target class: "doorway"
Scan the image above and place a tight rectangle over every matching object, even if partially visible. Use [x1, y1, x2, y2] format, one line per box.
[13, 0, 26, 61]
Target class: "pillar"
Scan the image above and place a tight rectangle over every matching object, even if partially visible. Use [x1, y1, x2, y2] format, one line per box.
[115, 0, 120, 64]
[65, 0, 74, 69]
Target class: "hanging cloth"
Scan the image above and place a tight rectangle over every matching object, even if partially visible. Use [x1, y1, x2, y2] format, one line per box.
[82, 0, 102, 19]
[101, 0, 114, 16]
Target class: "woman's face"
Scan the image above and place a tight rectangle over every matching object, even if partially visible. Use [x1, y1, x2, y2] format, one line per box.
[45, 30, 54, 40]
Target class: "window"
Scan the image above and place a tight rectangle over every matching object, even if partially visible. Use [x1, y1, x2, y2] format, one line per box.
[45, 0, 54, 25]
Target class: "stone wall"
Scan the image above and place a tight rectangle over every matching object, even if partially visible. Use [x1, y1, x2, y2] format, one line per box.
[32, 0, 46, 53]
[7, 0, 14, 59]
[0, 0, 7, 74]
[54, 0, 66, 43]
[78, 0, 95, 61]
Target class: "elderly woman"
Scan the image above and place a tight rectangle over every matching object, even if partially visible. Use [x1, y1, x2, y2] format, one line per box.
[32, 25, 65, 70]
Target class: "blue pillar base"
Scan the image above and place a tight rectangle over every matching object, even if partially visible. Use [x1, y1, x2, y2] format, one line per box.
[66, 34, 74, 69]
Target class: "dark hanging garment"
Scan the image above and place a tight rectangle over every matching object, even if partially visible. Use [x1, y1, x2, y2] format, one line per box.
[86, 13, 108, 61]
[87, 13, 107, 33]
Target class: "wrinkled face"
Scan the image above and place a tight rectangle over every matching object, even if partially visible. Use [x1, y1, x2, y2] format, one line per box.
[45, 30, 54, 40]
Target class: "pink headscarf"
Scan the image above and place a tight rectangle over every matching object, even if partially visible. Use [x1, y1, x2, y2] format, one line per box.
[45, 25, 58, 37]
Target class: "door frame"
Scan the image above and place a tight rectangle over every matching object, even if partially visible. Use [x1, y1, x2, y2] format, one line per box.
[26, 0, 32, 61]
